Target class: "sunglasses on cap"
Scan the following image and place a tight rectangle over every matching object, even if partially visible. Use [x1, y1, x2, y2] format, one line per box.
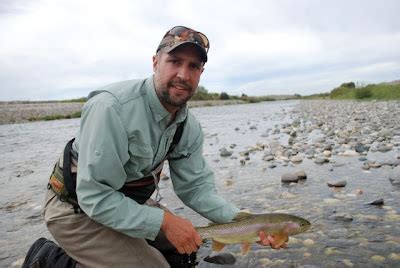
[156, 26, 210, 56]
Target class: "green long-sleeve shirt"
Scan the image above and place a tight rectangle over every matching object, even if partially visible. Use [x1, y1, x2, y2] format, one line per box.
[73, 76, 239, 240]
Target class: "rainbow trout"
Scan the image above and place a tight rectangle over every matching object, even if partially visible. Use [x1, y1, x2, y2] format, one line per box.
[196, 213, 310, 254]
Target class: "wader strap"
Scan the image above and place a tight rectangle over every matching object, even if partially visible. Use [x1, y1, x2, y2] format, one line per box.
[62, 138, 80, 213]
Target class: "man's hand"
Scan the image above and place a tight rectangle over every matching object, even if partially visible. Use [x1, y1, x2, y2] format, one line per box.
[161, 211, 202, 254]
[258, 231, 288, 249]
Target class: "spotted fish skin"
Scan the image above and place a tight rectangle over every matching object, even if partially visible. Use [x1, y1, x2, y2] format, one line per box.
[196, 213, 310, 252]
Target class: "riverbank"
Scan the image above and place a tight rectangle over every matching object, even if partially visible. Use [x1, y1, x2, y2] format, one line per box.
[0, 100, 246, 125]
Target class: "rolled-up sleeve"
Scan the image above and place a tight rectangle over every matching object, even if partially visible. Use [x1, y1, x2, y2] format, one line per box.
[76, 95, 164, 240]
[169, 124, 240, 223]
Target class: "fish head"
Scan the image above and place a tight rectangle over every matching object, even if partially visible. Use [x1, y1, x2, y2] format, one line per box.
[284, 215, 311, 235]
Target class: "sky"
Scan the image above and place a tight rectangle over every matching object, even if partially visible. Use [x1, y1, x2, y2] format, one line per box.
[0, 0, 399, 101]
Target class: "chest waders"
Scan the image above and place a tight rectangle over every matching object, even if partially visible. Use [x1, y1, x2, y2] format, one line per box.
[47, 121, 198, 268]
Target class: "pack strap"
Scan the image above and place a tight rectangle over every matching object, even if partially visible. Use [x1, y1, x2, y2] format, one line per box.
[62, 138, 81, 213]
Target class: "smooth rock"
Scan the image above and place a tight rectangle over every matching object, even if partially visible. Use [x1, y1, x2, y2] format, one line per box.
[341, 150, 359, 157]
[329, 212, 353, 222]
[355, 143, 368, 153]
[371, 255, 385, 262]
[366, 198, 384, 206]
[290, 155, 303, 163]
[296, 170, 307, 180]
[204, 252, 236, 264]
[220, 148, 233, 157]
[315, 157, 328, 165]
[389, 166, 400, 185]
[327, 180, 347, 187]
[303, 239, 315, 247]
[281, 173, 298, 183]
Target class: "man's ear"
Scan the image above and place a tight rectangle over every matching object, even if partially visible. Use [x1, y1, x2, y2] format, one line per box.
[152, 55, 158, 72]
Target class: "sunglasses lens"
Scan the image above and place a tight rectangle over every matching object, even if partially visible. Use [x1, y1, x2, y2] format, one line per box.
[167, 26, 209, 52]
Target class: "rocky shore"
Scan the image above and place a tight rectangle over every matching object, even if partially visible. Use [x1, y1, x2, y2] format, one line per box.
[1, 99, 400, 267]
[0, 100, 245, 125]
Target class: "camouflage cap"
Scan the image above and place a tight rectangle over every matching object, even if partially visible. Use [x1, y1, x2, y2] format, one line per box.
[156, 26, 209, 62]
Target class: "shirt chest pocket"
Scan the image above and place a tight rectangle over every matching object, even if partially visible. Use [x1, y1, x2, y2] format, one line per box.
[128, 141, 154, 175]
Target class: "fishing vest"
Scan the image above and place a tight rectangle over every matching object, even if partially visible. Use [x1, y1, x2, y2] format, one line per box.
[48, 121, 185, 213]
[48, 89, 187, 212]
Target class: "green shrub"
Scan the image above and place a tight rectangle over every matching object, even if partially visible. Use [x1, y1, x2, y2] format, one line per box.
[354, 88, 372, 99]
[219, 92, 230, 100]
[330, 86, 352, 99]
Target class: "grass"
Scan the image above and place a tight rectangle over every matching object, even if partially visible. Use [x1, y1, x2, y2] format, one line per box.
[329, 84, 400, 100]
[28, 111, 81, 122]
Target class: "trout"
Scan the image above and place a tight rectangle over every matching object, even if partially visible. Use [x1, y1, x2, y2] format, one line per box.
[196, 213, 310, 254]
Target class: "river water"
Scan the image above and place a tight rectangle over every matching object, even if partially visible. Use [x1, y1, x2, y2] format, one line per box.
[0, 100, 399, 267]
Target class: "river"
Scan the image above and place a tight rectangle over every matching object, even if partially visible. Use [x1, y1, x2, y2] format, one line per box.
[0, 100, 399, 267]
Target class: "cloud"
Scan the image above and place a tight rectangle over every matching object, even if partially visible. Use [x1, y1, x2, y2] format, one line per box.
[0, 0, 399, 100]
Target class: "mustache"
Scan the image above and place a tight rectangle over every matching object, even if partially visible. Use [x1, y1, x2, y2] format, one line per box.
[168, 79, 192, 91]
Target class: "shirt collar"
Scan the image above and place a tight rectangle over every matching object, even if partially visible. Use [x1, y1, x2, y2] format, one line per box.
[146, 76, 188, 126]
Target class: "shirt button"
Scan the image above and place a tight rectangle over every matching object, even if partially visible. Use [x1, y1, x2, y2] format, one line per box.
[95, 150, 100, 156]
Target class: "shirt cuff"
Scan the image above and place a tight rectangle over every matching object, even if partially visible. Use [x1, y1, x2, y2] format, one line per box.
[141, 207, 165, 240]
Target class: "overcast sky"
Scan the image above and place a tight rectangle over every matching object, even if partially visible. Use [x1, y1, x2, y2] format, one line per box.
[1, 0, 399, 101]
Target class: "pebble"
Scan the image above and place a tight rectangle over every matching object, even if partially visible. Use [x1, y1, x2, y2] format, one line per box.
[389, 166, 400, 185]
[327, 180, 347, 187]
[388, 253, 400, 260]
[262, 155, 274, 161]
[366, 198, 384, 206]
[281, 173, 298, 183]
[315, 157, 329, 165]
[204, 252, 236, 264]
[341, 259, 354, 267]
[296, 170, 307, 180]
[323, 198, 341, 205]
[279, 192, 297, 199]
[290, 155, 303, 163]
[340, 150, 360, 157]
[371, 255, 385, 262]
[11, 259, 24, 267]
[329, 212, 353, 222]
[325, 247, 341, 255]
[303, 239, 315, 247]
[259, 257, 272, 266]
[220, 148, 233, 157]
[361, 163, 370, 170]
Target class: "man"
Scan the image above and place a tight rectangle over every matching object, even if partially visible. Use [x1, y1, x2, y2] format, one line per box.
[23, 26, 285, 268]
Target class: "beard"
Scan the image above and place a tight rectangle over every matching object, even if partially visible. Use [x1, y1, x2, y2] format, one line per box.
[158, 78, 195, 107]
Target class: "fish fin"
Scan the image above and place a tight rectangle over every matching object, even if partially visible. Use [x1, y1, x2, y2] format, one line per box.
[274, 234, 289, 248]
[212, 240, 226, 252]
[241, 242, 251, 255]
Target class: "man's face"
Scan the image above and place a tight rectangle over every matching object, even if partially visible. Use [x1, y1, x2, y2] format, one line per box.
[153, 44, 204, 113]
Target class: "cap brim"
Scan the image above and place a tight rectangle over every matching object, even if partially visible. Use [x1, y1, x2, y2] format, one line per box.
[164, 41, 208, 63]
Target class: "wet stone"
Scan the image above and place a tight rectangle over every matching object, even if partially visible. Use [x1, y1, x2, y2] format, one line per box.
[220, 148, 233, 157]
[263, 155, 274, 161]
[355, 143, 368, 153]
[204, 252, 236, 264]
[327, 180, 347, 187]
[281, 173, 298, 183]
[366, 198, 384, 206]
[315, 157, 328, 165]
[268, 163, 277, 169]
[361, 163, 370, 170]
[296, 170, 307, 180]
[389, 166, 400, 185]
[329, 212, 353, 222]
